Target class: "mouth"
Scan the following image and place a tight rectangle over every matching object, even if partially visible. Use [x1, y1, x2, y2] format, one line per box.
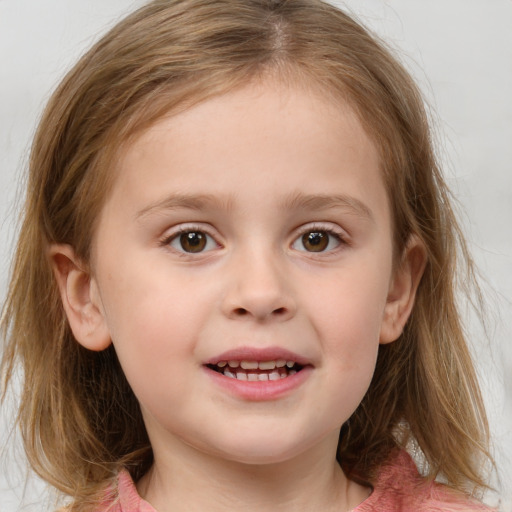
[204, 348, 312, 400]
[206, 359, 304, 381]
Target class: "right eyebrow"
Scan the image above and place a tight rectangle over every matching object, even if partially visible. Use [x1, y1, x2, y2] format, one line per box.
[135, 193, 234, 220]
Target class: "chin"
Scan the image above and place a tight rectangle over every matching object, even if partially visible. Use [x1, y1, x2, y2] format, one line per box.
[203, 433, 322, 466]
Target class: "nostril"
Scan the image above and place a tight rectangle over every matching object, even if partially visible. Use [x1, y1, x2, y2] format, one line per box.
[229, 305, 291, 320]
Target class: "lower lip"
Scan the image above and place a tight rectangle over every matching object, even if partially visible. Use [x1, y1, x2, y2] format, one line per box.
[204, 366, 313, 401]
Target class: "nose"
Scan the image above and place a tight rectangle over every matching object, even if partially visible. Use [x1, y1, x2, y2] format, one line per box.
[221, 248, 297, 322]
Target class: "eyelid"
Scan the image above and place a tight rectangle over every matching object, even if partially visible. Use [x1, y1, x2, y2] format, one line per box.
[294, 222, 349, 239]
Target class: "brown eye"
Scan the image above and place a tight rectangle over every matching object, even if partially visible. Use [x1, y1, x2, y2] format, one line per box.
[301, 231, 329, 252]
[167, 228, 218, 254]
[178, 231, 208, 253]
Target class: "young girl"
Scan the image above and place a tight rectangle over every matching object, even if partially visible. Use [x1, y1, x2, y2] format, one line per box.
[0, 0, 498, 510]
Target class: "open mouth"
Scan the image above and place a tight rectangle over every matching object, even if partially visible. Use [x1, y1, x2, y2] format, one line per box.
[206, 359, 304, 381]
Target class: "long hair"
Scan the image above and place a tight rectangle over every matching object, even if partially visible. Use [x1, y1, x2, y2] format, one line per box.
[1, 0, 492, 508]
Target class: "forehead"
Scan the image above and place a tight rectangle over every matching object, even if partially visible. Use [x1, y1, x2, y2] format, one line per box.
[97, 80, 388, 232]
[121, 81, 377, 176]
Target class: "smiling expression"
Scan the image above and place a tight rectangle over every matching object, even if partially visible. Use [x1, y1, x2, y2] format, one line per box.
[64, 80, 414, 465]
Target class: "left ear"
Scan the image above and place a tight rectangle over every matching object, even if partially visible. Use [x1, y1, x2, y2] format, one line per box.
[380, 235, 427, 344]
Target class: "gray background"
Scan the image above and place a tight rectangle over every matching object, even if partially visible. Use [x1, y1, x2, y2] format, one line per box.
[1, 1, 511, 510]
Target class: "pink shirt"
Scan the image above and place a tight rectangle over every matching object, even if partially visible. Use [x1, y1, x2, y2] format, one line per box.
[97, 451, 493, 511]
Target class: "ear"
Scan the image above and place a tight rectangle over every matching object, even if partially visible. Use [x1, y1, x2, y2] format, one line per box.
[49, 244, 111, 351]
[380, 235, 427, 344]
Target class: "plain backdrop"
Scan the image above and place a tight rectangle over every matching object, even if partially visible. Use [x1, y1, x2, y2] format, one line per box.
[1, 1, 511, 510]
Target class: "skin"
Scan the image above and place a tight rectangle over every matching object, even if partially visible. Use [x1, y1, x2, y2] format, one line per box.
[51, 80, 425, 512]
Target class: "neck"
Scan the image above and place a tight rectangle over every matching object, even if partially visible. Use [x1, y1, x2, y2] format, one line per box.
[136, 432, 369, 512]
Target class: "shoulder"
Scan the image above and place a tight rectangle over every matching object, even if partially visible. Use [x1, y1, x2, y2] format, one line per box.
[354, 451, 495, 512]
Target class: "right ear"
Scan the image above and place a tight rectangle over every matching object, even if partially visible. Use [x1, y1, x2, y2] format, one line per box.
[49, 244, 111, 351]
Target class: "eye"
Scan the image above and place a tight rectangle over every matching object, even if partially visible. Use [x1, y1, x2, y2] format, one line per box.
[292, 229, 343, 253]
[167, 230, 218, 253]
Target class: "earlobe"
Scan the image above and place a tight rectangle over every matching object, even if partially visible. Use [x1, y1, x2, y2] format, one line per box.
[380, 236, 427, 344]
[49, 244, 111, 351]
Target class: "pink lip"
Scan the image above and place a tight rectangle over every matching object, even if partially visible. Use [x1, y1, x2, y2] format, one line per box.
[203, 346, 313, 401]
[204, 346, 311, 366]
[203, 365, 313, 401]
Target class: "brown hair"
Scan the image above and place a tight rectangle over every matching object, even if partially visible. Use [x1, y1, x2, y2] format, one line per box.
[1, 0, 492, 508]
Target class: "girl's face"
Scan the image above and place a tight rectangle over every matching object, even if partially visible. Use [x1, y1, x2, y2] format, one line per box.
[62, 80, 421, 466]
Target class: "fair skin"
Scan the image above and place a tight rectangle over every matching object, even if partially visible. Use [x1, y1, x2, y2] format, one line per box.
[51, 80, 425, 512]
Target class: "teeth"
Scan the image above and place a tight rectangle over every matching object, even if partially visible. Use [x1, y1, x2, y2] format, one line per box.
[219, 359, 295, 369]
[240, 360, 258, 370]
[218, 360, 301, 381]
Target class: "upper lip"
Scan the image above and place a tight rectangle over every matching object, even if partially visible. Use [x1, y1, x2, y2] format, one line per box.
[205, 346, 311, 366]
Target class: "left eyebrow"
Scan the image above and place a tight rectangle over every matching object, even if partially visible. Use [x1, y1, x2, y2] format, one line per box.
[281, 192, 375, 222]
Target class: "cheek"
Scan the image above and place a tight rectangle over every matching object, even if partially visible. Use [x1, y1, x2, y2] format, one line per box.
[300, 253, 392, 373]
[101, 253, 201, 336]
[96, 261, 213, 393]
[307, 266, 390, 337]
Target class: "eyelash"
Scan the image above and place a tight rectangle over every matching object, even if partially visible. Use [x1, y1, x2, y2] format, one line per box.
[292, 224, 348, 254]
[160, 226, 219, 255]
[160, 224, 349, 255]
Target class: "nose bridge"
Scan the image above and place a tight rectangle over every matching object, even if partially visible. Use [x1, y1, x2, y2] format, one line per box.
[223, 241, 295, 321]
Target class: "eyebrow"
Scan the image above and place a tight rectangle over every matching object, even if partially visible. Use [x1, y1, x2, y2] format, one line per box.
[135, 191, 374, 222]
[135, 193, 234, 219]
[282, 192, 375, 222]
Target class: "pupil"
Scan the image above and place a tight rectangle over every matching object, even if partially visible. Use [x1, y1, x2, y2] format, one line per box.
[180, 232, 206, 253]
[303, 231, 328, 252]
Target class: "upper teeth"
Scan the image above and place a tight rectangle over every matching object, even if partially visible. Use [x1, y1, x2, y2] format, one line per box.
[218, 360, 294, 370]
